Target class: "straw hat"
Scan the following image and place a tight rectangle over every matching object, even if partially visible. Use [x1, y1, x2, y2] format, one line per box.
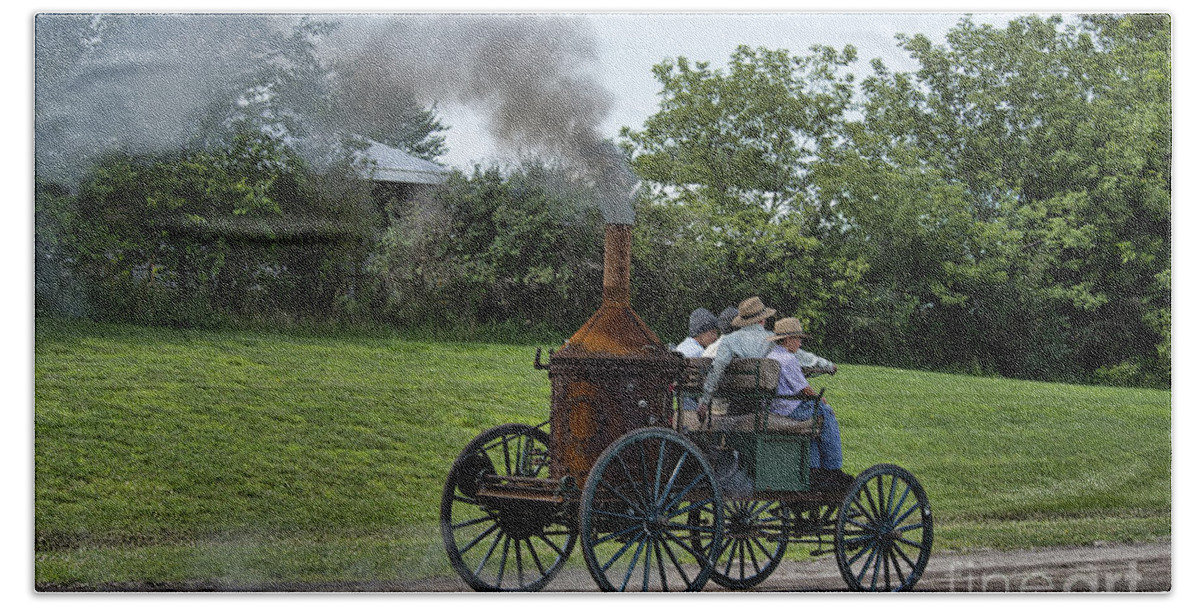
[731, 296, 776, 328]
[768, 317, 811, 341]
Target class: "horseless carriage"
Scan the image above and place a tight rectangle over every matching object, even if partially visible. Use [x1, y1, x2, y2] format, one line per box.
[440, 225, 933, 592]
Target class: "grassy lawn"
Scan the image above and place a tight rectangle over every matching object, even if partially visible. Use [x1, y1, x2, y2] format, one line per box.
[34, 318, 1170, 586]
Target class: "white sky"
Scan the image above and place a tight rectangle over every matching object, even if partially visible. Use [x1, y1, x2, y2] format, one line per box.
[437, 11, 1017, 168]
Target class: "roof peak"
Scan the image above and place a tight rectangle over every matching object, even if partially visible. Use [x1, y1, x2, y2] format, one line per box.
[356, 140, 451, 185]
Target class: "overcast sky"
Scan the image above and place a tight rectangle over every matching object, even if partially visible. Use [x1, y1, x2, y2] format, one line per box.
[20, 4, 1167, 174]
[436, 11, 1018, 168]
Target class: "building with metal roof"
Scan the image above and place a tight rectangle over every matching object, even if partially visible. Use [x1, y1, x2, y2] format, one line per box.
[356, 141, 452, 185]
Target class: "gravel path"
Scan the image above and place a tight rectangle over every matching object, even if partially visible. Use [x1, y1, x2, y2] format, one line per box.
[38, 539, 1169, 593]
[392, 539, 1171, 593]
[745, 539, 1170, 593]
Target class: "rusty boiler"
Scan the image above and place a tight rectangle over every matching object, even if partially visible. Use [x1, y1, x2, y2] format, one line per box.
[546, 223, 682, 483]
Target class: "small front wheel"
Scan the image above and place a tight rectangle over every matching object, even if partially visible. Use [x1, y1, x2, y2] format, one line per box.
[440, 424, 576, 591]
[709, 499, 789, 589]
[834, 464, 933, 591]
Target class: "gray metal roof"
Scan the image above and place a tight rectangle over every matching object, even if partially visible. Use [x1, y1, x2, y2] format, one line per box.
[357, 141, 452, 185]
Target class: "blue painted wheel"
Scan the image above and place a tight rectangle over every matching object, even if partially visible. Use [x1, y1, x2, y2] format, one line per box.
[579, 428, 724, 591]
[708, 499, 789, 589]
[440, 424, 576, 591]
[834, 464, 933, 591]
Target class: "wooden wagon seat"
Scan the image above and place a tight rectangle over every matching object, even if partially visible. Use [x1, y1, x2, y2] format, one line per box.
[681, 357, 822, 436]
[710, 412, 819, 435]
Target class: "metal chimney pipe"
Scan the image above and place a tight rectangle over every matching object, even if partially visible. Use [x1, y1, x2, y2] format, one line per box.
[601, 223, 632, 306]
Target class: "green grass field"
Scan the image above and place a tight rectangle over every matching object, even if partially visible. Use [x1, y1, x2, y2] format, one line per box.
[33, 318, 1170, 587]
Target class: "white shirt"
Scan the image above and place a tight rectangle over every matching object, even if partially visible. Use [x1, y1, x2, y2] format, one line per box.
[704, 335, 834, 375]
[674, 336, 705, 358]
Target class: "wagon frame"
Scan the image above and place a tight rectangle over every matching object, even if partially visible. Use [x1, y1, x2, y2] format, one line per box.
[439, 353, 934, 592]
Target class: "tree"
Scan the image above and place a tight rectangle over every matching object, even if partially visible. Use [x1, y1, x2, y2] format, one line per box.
[56, 130, 285, 325]
[36, 15, 450, 325]
[623, 44, 857, 219]
[621, 44, 867, 346]
[190, 17, 449, 165]
[334, 85, 449, 162]
[50, 128, 381, 326]
[624, 15, 1169, 387]
[369, 162, 605, 330]
[835, 14, 1170, 383]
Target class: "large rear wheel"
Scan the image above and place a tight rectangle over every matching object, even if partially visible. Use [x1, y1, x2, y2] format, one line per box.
[579, 428, 724, 591]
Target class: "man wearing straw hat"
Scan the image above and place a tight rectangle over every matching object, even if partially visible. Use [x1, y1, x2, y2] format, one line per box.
[767, 317, 853, 490]
[703, 304, 839, 378]
[697, 296, 778, 417]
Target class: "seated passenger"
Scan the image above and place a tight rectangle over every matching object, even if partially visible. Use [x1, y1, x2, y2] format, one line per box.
[700, 306, 741, 357]
[766, 318, 854, 491]
[674, 308, 720, 429]
[705, 304, 838, 377]
[675, 308, 720, 358]
[698, 296, 778, 421]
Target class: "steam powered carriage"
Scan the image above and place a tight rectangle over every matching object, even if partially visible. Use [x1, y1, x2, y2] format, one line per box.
[440, 224, 933, 592]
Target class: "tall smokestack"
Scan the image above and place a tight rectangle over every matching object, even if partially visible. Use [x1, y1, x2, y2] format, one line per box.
[560, 223, 660, 356]
[546, 221, 680, 483]
[601, 223, 632, 306]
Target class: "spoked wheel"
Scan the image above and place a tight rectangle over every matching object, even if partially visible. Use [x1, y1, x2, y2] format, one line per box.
[579, 428, 724, 591]
[440, 423, 576, 591]
[708, 499, 789, 589]
[834, 464, 933, 591]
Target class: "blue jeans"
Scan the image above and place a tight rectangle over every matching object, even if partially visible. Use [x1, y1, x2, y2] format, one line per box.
[785, 400, 842, 469]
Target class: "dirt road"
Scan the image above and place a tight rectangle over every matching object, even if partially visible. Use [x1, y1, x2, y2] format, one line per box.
[39, 540, 1169, 593]
[389, 539, 1170, 593]
[740, 540, 1170, 593]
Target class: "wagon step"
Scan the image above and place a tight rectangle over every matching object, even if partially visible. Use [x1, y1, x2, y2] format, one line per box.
[475, 474, 578, 504]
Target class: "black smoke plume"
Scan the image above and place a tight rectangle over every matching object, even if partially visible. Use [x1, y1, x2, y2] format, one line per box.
[35, 13, 636, 222]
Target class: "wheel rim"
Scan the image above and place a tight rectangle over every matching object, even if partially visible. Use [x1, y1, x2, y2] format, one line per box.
[440, 424, 576, 591]
[834, 464, 933, 591]
[580, 429, 723, 591]
[708, 500, 788, 589]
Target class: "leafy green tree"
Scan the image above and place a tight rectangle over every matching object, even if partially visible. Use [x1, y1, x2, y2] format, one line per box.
[623, 44, 857, 218]
[57, 131, 282, 325]
[369, 162, 604, 330]
[51, 129, 380, 326]
[37, 16, 448, 325]
[34, 181, 87, 317]
[622, 44, 867, 344]
[848, 14, 1170, 383]
[625, 15, 1168, 387]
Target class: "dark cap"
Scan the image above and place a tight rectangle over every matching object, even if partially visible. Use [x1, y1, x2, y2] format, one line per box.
[688, 308, 719, 337]
[717, 306, 739, 334]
